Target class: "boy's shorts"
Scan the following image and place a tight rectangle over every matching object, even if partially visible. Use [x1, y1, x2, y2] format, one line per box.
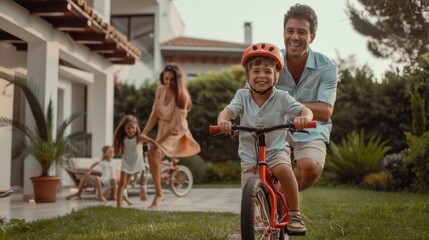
[87, 175, 110, 187]
[241, 148, 291, 188]
[286, 134, 326, 168]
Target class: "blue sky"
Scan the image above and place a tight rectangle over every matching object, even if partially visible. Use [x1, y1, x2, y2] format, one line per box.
[174, 0, 393, 80]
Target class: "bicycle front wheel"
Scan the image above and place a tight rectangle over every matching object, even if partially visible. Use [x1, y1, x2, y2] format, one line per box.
[241, 176, 278, 240]
[170, 165, 193, 197]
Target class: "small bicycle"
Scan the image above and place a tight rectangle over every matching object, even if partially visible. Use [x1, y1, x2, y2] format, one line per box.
[158, 157, 193, 197]
[210, 122, 316, 240]
[131, 143, 193, 197]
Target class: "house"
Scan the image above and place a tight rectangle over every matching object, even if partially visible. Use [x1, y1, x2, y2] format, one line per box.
[160, 36, 249, 81]
[0, 0, 250, 200]
[109, 0, 250, 85]
[0, 0, 140, 200]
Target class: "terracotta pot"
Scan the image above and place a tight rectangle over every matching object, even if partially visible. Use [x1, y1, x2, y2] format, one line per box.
[30, 176, 60, 203]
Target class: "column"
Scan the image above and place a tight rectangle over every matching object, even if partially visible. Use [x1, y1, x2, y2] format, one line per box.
[22, 41, 59, 200]
[88, 67, 114, 157]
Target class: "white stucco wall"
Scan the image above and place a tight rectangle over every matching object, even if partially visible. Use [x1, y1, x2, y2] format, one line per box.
[0, 0, 117, 198]
[110, 0, 185, 86]
[0, 70, 14, 190]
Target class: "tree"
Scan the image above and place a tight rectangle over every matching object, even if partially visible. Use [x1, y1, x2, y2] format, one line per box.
[331, 56, 412, 152]
[114, 81, 157, 132]
[347, 0, 429, 67]
[187, 65, 245, 163]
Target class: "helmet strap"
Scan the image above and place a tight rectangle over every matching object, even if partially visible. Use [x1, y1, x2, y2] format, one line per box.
[251, 86, 272, 95]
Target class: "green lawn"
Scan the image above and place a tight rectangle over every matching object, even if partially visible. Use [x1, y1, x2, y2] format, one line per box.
[298, 187, 428, 240]
[1, 187, 427, 240]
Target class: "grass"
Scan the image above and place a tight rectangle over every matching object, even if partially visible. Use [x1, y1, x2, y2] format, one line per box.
[299, 187, 428, 240]
[0, 208, 239, 240]
[1, 187, 427, 240]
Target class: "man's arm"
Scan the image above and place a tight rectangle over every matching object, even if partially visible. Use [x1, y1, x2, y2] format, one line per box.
[300, 101, 333, 122]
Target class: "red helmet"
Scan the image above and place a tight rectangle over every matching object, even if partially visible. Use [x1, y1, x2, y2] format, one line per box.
[241, 42, 284, 70]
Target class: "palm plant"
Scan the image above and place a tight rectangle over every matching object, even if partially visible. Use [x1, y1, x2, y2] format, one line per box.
[0, 72, 89, 177]
[325, 129, 392, 184]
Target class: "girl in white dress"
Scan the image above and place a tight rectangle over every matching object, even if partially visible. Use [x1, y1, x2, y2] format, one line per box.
[113, 115, 145, 207]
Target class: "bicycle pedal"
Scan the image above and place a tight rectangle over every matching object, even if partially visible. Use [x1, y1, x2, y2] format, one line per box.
[284, 229, 306, 236]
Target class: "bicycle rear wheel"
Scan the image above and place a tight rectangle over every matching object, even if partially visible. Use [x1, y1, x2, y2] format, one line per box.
[241, 176, 280, 240]
[170, 165, 193, 197]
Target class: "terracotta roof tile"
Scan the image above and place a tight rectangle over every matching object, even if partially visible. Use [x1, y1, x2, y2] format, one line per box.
[70, 0, 141, 59]
[161, 36, 249, 49]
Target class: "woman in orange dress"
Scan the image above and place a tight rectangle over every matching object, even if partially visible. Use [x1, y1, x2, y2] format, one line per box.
[142, 63, 200, 209]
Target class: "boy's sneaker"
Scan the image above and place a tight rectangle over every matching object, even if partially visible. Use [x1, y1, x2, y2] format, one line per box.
[287, 211, 306, 234]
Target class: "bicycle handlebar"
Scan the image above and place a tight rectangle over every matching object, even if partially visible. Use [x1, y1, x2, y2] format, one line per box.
[209, 121, 316, 135]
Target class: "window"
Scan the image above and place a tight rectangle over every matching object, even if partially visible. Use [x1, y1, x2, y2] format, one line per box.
[111, 14, 155, 67]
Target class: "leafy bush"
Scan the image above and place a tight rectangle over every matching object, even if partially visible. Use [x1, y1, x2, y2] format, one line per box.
[325, 129, 392, 184]
[179, 154, 207, 184]
[362, 171, 392, 191]
[187, 66, 244, 164]
[383, 152, 413, 191]
[402, 131, 429, 192]
[204, 160, 241, 184]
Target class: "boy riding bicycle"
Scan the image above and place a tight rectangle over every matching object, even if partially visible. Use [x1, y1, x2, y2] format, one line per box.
[216, 42, 313, 234]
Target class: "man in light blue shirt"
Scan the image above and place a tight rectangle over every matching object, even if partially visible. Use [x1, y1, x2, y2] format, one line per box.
[278, 4, 338, 191]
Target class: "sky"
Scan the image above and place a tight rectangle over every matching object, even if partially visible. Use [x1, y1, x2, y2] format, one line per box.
[173, 0, 394, 80]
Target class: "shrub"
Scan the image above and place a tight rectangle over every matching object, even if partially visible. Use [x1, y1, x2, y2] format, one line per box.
[325, 129, 392, 184]
[179, 154, 207, 184]
[383, 152, 414, 191]
[204, 160, 241, 184]
[362, 171, 392, 191]
[402, 131, 429, 192]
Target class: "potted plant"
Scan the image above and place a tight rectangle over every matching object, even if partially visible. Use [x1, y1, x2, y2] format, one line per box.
[0, 72, 89, 202]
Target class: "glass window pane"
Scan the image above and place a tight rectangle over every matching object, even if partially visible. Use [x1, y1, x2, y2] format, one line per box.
[111, 17, 129, 37]
[131, 15, 154, 67]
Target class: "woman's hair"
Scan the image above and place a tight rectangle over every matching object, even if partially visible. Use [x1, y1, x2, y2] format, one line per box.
[113, 115, 141, 156]
[283, 4, 318, 35]
[101, 145, 113, 159]
[159, 63, 192, 111]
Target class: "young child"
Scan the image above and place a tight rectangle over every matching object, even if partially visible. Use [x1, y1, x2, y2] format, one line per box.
[66, 145, 117, 203]
[113, 115, 145, 207]
[216, 42, 313, 234]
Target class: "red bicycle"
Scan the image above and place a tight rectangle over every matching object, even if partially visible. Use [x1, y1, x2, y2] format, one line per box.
[131, 144, 193, 197]
[210, 121, 316, 240]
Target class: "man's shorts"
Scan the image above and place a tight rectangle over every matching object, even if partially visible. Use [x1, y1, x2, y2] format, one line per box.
[286, 134, 326, 168]
[241, 148, 291, 188]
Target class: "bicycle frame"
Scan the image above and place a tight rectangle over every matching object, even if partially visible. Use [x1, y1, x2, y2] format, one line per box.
[160, 159, 181, 184]
[210, 122, 316, 238]
[255, 132, 289, 230]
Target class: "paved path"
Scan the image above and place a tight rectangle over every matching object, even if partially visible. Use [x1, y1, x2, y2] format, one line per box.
[0, 187, 241, 222]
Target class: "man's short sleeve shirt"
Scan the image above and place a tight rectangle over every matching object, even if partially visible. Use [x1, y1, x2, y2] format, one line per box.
[277, 48, 338, 143]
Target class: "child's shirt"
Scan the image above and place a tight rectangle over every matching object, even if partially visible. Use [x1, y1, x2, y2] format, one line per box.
[225, 87, 303, 164]
[98, 159, 117, 182]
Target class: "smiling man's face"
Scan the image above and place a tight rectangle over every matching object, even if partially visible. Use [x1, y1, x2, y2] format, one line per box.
[284, 18, 315, 59]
